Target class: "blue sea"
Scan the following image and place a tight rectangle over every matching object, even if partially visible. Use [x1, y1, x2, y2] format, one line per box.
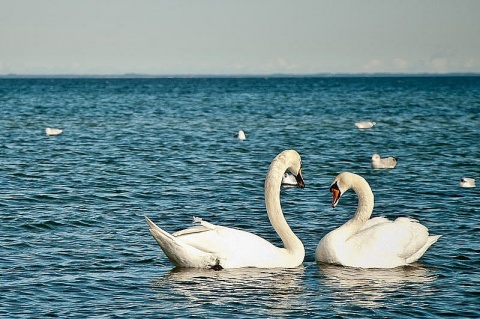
[1, 76, 479, 318]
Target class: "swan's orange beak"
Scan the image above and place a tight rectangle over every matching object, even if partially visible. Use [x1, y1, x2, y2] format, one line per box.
[295, 168, 305, 188]
[331, 186, 341, 208]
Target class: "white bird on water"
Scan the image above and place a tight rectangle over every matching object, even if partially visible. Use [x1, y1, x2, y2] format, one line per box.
[315, 172, 441, 268]
[282, 173, 298, 186]
[371, 153, 397, 169]
[355, 121, 376, 129]
[45, 127, 63, 136]
[145, 150, 306, 269]
[235, 130, 246, 140]
[460, 177, 475, 188]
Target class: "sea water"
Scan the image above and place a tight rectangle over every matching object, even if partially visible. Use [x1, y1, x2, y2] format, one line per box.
[1, 76, 479, 318]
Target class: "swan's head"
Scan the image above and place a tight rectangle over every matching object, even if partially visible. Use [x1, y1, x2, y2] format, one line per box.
[329, 172, 359, 207]
[278, 150, 305, 188]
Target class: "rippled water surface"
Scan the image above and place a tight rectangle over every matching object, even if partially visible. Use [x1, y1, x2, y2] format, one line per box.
[1, 77, 479, 318]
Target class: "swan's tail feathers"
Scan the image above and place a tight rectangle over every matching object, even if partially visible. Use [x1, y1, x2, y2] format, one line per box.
[428, 234, 441, 245]
[407, 234, 441, 264]
[145, 216, 216, 268]
[145, 216, 179, 248]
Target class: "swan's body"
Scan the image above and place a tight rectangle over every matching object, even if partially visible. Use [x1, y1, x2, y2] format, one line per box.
[355, 121, 376, 129]
[146, 150, 305, 269]
[460, 177, 475, 188]
[371, 153, 397, 169]
[315, 172, 440, 268]
[235, 130, 246, 140]
[282, 173, 298, 186]
[45, 127, 63, 136]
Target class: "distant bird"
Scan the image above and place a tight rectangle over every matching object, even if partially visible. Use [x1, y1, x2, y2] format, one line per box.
[45, 127, 63, 136]
[282, 173, 298, 186]
[235, 130, 246, 140]
[371, 154, 397, 169]
[355, 121, 376, 129]
[460, 178, 475, 188]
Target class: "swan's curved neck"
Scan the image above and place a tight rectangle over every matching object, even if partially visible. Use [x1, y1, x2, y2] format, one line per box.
[264, 160, 303, 254]
[346, 175, 374, 231]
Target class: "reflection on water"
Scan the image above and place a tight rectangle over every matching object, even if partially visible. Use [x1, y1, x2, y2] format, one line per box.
[318, 263, 438, 310]
[152, 267, 307, 317]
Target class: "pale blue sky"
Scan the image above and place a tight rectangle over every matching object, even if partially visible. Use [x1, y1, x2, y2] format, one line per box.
[1, 0, 479, 75]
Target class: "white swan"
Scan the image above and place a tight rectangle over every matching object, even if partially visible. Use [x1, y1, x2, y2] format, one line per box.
[45, 127, 63, 136]
[146, 150, 306, 269]
[315, 172, 441, 268]
[282, 173, 298, 186]
[460, 177, 475, 188]
[371, 154, 397, 169]
[355, 121, 376, 129]
[235, 130, 246, 140]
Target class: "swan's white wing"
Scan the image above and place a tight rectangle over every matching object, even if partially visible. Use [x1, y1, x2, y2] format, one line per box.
[146, 217, 292, 268]
[360, 216, 390, 230]
[173, 225, 211, 237]
[348, 217, 432, 266]
[173, 224, 231, 254]
[174, 224, 291, 268]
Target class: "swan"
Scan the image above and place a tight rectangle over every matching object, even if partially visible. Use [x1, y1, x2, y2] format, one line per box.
[45, 127, 63, 136]
[235, 130, 246, 140]
[460, 177, 475, 188]
[355, 121, 376, 129]
[282, 173, 298, 186]
[146, 150, 306, 269]
[371, 154, 397, 169]
[315, 172, 441, 268]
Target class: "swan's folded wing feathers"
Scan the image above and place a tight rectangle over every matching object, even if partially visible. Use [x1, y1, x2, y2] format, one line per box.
[393, 218, 431, 259]
[395, 216, 418, 223]
[351, 219, 427, 259]
[360, 216, 390, 230]
[174, 225, 280, 263]
[173, 225, 212, 237]
[173, 225, 230, 254]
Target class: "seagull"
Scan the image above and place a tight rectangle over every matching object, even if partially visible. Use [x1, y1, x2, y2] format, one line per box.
[460, 178, 475, 188]
[235, 130, 246, 140]
[355, 121, 376, 129]
[281, 173, 298, 186]
[371, 154, 397, 169]
[46, 127, 63, 136]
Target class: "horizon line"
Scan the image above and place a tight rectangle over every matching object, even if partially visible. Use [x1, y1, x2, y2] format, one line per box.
[1, 72, 480, 79]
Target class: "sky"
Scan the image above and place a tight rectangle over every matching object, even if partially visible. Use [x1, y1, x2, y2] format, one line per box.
[1, 0, 479, 75]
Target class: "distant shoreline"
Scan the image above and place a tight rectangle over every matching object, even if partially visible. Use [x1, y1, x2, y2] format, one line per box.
[1, 73, 480, 79]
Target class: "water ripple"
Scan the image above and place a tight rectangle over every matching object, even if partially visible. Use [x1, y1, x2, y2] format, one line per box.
[1, 77, 479, 318]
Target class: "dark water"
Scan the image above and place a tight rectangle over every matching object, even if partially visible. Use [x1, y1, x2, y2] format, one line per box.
[1, 77, 479, 318]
